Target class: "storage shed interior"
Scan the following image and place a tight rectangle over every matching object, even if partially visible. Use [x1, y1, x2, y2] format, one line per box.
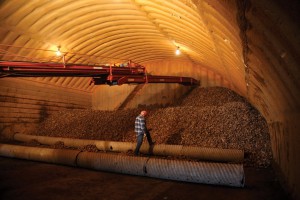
[0, 0, 299, 199]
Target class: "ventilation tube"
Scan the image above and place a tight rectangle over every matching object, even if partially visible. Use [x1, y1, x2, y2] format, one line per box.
[14, 134, 243, 163]
[0, 143, 245, 187]
[0, 143, 79, 166]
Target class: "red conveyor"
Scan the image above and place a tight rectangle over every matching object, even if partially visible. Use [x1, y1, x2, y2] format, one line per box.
[0, 61, 199, 86]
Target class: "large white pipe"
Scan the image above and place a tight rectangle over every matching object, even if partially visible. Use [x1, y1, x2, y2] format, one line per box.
[0, 143, 245, 187]
[77, 152, 245, 187]
[0, 143, 80, 166]
[14, 134, 243, 163]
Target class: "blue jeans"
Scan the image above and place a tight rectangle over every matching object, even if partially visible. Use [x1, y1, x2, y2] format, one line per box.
[134, 134, 144, 155]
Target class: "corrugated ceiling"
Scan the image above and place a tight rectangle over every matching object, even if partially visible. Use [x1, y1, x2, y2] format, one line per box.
[0, 0, 245, 92]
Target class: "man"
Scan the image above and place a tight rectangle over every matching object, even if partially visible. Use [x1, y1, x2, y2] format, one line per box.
[134, 110, 154, 156]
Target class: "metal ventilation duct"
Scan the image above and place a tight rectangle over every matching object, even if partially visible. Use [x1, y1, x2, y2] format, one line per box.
[0, 143, 245, 187]
[14, 133, 244, 163]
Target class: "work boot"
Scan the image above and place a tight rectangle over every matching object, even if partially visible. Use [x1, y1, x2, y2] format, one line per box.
[150, 141, 156, 146]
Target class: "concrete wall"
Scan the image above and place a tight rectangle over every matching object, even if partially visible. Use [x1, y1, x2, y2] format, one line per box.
[144, 59, 233, 89]
[92, 84, 136, 110]
[0, 78, 92, 138]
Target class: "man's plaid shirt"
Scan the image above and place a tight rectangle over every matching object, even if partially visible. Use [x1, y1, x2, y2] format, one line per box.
[135, 115, 146, 136]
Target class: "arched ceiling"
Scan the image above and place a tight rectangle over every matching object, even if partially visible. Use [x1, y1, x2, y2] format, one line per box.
[0, 0, 245, 94]
[1, 1, 300, 198]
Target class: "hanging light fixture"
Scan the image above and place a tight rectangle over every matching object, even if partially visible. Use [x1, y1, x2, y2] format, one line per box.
[56, 46, 62, 57]
[175, 46, 181, 55]
[55, 46, 66, 68]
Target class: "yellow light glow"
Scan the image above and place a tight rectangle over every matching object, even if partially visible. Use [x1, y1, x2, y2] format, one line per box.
[175, 47, 181, 55]
[56, 48, 62, 57]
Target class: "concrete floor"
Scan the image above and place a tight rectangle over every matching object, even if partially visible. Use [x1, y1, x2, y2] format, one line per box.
[0, 157, 289, 200]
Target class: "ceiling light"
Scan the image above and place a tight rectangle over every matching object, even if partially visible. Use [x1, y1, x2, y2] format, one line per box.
[56, 46, 62, 57]
[175, 46, 181, 55]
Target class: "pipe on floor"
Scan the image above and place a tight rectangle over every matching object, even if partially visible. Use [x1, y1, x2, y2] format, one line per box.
[0, 143, 79, 166]
[0, 143, 245, 187]
[14, 134, 243, 163]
